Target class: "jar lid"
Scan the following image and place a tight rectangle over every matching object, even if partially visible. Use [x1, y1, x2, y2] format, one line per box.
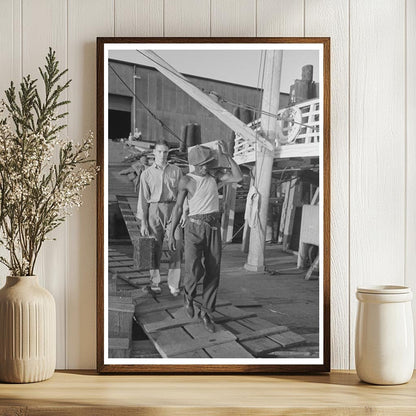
[357, 285, 411, 294]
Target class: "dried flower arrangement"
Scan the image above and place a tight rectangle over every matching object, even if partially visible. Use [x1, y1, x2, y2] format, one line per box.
[0, 48, 96, 276]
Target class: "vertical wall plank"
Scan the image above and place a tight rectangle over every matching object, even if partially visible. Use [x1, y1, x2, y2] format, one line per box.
[0, 0, 21, 288]
[115, 0, 163, 36]
[211, 0, 255, 36]
[67, 0, 114, 369]
[305, 0, 350, 370]
[350, 0, 406, 368]
[164, 0, 210, 36]
[406, 0, 416, 364]
[257, 0, 304, 36]
[0, 0, 13, 101]
[0, 0, 21, 98]
[22, 0, 68, 369]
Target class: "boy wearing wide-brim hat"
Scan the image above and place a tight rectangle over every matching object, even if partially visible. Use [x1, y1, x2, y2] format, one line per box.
[168, 143, 243, 333]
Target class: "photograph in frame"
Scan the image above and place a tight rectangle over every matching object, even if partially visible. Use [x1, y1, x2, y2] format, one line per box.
[97, 37, 330, 373]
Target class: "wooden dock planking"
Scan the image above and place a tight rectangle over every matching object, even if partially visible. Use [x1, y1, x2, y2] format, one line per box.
[239, 316, 306, 348]
[136, 299, 184, 315]
[238, 316, 281, 330]
[144, 314, 195, 333]
[220, 316, 288, 357]
[109, 259, 135, 266]
[237, 326, 289, 342]
[109, 295, 133, 304]
[133, 291, 307, 358]
[118, 275, 150, 286]
[109, 265, 139, 274]
[118, 271, 149, 280]
[108, 249, 151, 291]
[204, 341, 254, 358]
[151, 327, 206, 358]
[222, 319, 254, 334]
[185, 319, 253, 358]
[117, 275, 148, 290]
[109, 302, 135, 314]
[109, 248, 309, 359]
[136, 298, 232, 316]
[163, 329, 236, 357]
[233, 316, 306, 352]
[268, 331, 306, 348]
[240, 336, 282, 357]
[214, 305, 257, 323]
[174, 349, 210, 358]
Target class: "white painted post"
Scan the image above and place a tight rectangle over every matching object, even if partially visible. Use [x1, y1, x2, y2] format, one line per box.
[244, 50, 282, 272]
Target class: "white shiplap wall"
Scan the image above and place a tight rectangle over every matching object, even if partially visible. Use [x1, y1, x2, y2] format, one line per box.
[0, 0, 413, 370]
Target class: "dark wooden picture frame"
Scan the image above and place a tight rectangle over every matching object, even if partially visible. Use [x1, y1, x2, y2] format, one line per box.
[97, 37, 330, 373]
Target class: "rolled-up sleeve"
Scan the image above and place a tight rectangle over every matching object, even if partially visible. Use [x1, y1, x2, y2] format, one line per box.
[136, 172, 150, 220]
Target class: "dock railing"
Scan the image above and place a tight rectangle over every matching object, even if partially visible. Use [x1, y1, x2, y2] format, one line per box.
[233, 98, 320, 164]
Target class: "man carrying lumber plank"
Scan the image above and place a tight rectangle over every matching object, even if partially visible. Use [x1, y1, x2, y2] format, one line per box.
[168, 143, 242, 332]
[136, 139, 183, 296]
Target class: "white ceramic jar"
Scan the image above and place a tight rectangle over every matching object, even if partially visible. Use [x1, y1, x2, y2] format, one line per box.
[355, 285, 414, 385]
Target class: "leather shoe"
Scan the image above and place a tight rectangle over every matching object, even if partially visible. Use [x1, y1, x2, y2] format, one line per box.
[184, 295, 194, 319]
[201, 313, 215, 333]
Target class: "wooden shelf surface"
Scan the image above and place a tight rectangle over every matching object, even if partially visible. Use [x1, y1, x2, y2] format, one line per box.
[0, 370, 415, 415]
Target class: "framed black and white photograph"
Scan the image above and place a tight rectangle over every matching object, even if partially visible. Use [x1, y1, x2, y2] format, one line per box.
[97, 37, 330, 373]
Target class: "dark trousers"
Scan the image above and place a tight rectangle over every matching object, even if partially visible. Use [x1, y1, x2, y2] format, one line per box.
[148, 202, 182, 270]
[184, 219, 221, 315]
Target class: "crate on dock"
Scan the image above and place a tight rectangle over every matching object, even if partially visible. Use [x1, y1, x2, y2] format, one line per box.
[132, 236, 156, 271]
[108, 296, 135, 358]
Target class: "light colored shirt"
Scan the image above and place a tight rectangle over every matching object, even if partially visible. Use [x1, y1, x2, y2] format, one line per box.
[136, 163, 182, 220]
[187, 173, 219, 216]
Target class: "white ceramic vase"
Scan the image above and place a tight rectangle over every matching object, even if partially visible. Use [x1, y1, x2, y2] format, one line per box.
[355, 285, 414, 385]
[0, 276, 56, 383]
